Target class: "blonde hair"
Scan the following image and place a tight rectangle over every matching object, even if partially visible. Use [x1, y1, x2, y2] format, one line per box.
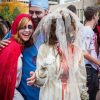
[13, 17, 33, 46]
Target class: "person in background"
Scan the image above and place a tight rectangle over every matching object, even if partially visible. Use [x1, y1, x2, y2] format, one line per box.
[94, 19, 100, 80]
[67, 5, 100, 70]
[0, 20, 11, 41]
[83, 6, 99, 100]
[0, 20, 10, 36]
[94, 19, 100, 56]
[0, 14, 34, 100]
[0, 0, 49, 100]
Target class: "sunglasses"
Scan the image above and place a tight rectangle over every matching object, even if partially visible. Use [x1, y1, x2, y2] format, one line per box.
[20, 25, 33, 30]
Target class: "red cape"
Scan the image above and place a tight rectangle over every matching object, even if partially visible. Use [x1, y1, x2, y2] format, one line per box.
[0, 38, 22, 100]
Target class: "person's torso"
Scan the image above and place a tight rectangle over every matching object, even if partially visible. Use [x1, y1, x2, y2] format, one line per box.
[18, 44, 40, 100]
[83, 26, 98, 70]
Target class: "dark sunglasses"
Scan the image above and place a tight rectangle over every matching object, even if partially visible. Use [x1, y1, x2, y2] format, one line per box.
[29, 10, 42, 15]
[20, 25, 33, 30]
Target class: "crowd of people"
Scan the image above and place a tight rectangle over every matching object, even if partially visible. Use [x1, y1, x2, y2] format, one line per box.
[0, 0, 100, 100]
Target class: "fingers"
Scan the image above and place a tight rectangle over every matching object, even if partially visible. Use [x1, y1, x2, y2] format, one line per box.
[27, 72, 36, 86]
[30, 71, 34, 76]
[0, 39, 11, 49]
[27, 78, 36, 86]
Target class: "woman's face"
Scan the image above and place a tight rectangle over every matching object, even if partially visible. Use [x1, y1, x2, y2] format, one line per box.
[18, 21, 34, 42]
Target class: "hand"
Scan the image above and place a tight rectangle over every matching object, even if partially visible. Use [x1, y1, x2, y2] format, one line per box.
[0, 39, 11, 50]
[27, 71, 36, 86]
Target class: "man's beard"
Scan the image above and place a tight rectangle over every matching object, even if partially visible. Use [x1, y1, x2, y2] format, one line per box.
[32, 18, 41, 29]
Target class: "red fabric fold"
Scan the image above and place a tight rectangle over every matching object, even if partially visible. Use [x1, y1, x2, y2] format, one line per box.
[97, 26, 100, 34]
[0, 38, 22, 100]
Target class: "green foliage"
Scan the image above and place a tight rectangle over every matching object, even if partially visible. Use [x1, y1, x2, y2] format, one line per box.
[0, 5, 21, 23]
[12, 7, 21, 22]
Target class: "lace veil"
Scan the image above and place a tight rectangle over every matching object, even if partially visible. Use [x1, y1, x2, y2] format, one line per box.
[33, 6, 88, 100]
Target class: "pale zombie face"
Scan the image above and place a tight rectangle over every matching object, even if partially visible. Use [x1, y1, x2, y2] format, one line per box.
[18, 21, 34, 42]
[29, 6, 47, 27]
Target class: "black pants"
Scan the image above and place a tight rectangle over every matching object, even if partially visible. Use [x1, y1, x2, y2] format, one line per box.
[86, 64, 99, 100]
